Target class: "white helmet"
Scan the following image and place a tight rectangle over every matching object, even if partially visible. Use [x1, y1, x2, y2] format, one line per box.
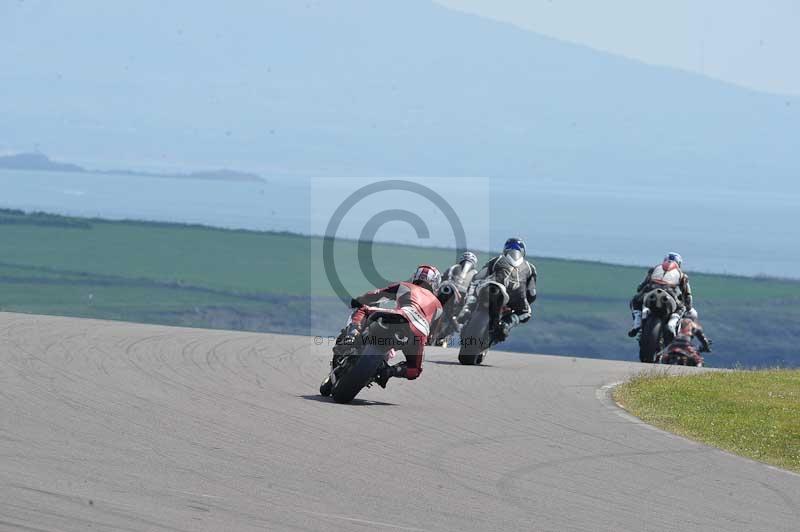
[460, 251, 478, 266]
[411, 264, 441, 292]
[664, 252, 683, 267]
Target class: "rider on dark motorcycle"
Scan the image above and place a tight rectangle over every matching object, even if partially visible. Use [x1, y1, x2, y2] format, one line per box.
[328, 265, 443, 389]
[629, 252, 694, 337]
[441, 251, 479, 297]
[663, 317, 712, 366]
[430, 251, 479, 345]
[467, 238, 537, 342]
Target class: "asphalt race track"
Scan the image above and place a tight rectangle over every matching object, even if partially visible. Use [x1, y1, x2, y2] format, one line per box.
[1, 313, 798, 531]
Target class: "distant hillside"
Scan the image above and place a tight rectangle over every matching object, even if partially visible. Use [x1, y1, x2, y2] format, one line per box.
[0, 153, 263, 182]
[0, 153, 84, 173]
[0, 208, 798, 368]
[102, 167, 264, 183]
[1, 0, 797, 183]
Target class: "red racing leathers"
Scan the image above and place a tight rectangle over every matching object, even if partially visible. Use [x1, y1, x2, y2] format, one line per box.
[349, 281, 443, 379]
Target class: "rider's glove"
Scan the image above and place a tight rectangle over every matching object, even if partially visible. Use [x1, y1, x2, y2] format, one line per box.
[349, 297, 361, 309]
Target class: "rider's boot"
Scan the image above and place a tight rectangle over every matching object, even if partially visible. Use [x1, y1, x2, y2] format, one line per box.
[375, 362, 407, 389]
[628, 310, 642, 337]
[496, 313, 522, 342]
[667, 313, 681, 336]
[497, 322, 511, 342]
[455, 306, 471, 332]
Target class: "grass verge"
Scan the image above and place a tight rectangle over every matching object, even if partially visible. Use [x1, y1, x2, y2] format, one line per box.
[614, 370, 800, 472]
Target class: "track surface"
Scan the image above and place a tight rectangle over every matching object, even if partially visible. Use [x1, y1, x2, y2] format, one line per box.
[1, 313, 798, 531]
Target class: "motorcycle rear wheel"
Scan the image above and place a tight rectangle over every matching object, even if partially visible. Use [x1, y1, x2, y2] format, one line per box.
[458, 310, 491, 365]
[639, 317, 663, 363]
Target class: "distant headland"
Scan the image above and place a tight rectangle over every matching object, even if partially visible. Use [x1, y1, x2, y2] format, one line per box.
[0, 152, 264, 183]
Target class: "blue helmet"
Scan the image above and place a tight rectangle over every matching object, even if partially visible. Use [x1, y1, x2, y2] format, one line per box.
[503, 238, 526, 267]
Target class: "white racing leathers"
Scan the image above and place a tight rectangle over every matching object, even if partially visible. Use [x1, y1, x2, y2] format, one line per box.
[631, 261, 693, 336]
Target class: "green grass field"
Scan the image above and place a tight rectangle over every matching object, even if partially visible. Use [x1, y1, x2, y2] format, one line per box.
[614, 370, 800, 472]
[1, 208, 799, 366]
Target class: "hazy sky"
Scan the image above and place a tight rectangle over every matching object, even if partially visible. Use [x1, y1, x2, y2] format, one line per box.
[435, 0, 800, 95]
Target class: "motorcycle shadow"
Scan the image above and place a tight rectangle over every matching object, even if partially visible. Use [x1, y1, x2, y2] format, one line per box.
[426, 360, 496, 367]
[298, 394, 397, 407]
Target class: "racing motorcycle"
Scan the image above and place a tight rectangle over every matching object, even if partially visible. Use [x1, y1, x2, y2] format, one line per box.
[638, 287, 682, 363]
[655, 343, 705, 367]
[457, 280, 509, 365]
[429, 263, 477, 346]
[319, 312, 412, 404]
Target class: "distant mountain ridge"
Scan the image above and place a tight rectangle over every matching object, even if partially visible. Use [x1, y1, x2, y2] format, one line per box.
[0, 153, 84, 173]
[0, 153, 264, 183]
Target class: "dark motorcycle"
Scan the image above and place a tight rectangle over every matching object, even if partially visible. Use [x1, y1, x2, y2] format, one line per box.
[656, 341, 707, 367]
[638, 287, 681, 363]
[319, 312, 411, 404]
[430, 261, 477, 346]
[458, 280, 509, 366]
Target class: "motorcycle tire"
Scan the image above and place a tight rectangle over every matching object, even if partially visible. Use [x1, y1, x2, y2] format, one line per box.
[458, 309, 491, 366]
[319, 376, 332, 396]
[331, 345, 386, 404]
[639, 316, 663, 364]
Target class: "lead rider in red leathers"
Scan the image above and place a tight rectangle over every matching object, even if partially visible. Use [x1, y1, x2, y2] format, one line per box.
[322, 265, 443, 392]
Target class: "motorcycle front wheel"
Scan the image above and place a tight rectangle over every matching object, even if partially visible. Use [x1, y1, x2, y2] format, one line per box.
[331, 345, 387, 404]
